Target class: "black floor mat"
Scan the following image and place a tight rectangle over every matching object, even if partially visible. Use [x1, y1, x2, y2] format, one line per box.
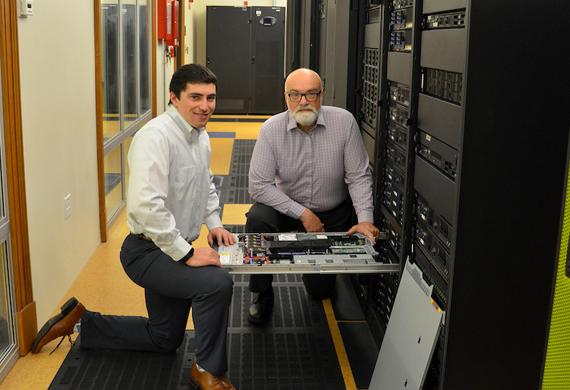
[216, 139, 255, 221]
[49, 276, 345, 390]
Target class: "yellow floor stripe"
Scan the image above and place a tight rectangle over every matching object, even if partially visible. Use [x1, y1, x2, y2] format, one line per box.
[221, 204, 252, 225]
[210, 138, 234, 175]
[207, 122, 262, 140]
[323, 299, 358, 390]
[234, 127, 261, 140]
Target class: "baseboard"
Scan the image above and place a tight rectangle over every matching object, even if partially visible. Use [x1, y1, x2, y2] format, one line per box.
[16, 301, 37, 355]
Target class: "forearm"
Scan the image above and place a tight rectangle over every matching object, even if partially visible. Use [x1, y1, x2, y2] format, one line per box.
[346, 177, 374, 223]
[250, 183, 305, 219]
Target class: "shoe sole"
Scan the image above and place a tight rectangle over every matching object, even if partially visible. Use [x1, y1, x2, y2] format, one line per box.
[247, 315, 272, 325]
[190, 374, 233, 389]
[247, 306, 274, 325]
[31, 297, 78, 353]
[248, 295, 274, 325]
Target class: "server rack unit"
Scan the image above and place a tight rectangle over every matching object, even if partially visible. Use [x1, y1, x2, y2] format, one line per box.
[358, 0, 424, 341]
[358, 0, 570, 388]
[206, 6, 285, 114]
[378, 0, 422, 268]
[354, 1, 393, 344]
[412, 3, 467, 386]
[415, 1, 569, 386]
[358, 3, 386, 194]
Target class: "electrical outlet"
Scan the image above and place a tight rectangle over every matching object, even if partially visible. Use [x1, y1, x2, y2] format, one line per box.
[64, 193, 72, 220]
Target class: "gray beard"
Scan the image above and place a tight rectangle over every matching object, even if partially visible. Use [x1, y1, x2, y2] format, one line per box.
[294, 109, 318, 127]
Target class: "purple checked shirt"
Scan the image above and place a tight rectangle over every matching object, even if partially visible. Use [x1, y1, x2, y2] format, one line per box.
[249, 106, 374, 223]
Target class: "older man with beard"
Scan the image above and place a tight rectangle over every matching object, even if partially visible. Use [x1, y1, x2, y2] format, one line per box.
[245, 68, 380, 324]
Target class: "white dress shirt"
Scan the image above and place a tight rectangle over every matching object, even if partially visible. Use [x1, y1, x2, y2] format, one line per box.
[249, 106, 374, 223]
[126, 105, 222, 261]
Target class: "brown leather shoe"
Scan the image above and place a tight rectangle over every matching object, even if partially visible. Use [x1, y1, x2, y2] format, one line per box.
[219, 375, 235, 390]
[191, 362, 236, 390]
[31, 297, 86, 353]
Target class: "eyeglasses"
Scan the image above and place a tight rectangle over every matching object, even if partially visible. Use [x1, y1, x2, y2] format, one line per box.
[287, 91, 322, 102]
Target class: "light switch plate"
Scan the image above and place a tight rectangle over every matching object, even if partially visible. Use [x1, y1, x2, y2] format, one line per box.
[18, 0, 27, 17]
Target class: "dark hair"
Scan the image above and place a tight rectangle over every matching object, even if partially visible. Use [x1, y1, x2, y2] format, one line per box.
[169, 64, 217, 101]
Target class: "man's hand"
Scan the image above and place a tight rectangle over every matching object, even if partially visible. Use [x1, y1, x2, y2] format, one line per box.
[208, 227, 236, 247]
[347, 222, 380, 243]
[185, 247, 221, 267]
[300, 209, 325, 232]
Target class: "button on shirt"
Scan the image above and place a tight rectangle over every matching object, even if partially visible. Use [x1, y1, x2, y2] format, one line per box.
[127, 105, 222, 261]
[249, 106, 374, 223]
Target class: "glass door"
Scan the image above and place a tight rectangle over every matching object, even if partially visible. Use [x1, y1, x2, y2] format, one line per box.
[0, 56, 19, 380]
[101, 0, 152, 224]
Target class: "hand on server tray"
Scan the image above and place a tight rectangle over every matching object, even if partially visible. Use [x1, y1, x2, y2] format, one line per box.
[185, 247, 222, 268]
[347, 221, 380, 243]
[300, 208, 326, 232]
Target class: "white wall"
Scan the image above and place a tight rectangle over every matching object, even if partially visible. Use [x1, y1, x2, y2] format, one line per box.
[15, 0, 280, 325]
[17, 1, 100, 324]
[193, 0, 287, 66]
[184, 1, 196, 65]
[156, 41, 176, 114]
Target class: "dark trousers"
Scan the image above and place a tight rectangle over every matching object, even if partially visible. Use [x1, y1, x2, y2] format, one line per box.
[246, 199, 355, 299]
[80, 234, 233, 376]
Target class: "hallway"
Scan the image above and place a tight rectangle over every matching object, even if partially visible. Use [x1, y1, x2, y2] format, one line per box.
[0, 116, 371, 389]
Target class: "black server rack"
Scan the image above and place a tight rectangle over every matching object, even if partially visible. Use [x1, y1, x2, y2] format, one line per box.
[418, 1, 568, 386]
[378, 0, 423, 267]
[206, 6, 285, 114]
[356, 0, 570, 388]
[413, 4, 465, 386]
[354, 1, 393, 345]
[355, 0, 425, 343]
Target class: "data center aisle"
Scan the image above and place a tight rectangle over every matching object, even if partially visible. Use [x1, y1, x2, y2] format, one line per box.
[0, 116, 378, 390]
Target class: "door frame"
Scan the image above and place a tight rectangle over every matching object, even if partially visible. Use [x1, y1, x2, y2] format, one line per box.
[0, 0, 36, 356]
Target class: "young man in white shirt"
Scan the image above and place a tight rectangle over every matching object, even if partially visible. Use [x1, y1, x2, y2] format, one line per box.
[32, 64, 237, 390]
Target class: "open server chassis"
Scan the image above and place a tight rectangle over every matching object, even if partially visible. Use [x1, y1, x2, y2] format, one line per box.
[218, 232, 399, 275]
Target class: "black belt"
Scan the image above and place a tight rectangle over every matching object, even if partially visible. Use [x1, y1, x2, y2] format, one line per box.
[133, 233, 193, 244]
[133, 233, 152, 241]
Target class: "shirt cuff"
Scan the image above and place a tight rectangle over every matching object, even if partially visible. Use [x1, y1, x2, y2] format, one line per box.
[163, 236, 192, 261]
[288, 203, 306, 220]
[178, 247, 195, 263]
[357, 210, 374, 224]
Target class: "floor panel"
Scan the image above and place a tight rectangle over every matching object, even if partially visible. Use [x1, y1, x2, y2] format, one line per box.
[50, 279, 346, 390]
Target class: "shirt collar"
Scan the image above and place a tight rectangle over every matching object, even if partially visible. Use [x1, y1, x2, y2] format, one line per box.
[286, 108, 326, 132]
[166, 105, 204, 137]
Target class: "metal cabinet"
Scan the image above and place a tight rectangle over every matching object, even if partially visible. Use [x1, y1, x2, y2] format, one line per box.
[206, 6, 285, 114]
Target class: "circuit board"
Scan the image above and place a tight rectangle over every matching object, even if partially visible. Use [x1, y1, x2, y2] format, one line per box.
[217, 232, 399, 274]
